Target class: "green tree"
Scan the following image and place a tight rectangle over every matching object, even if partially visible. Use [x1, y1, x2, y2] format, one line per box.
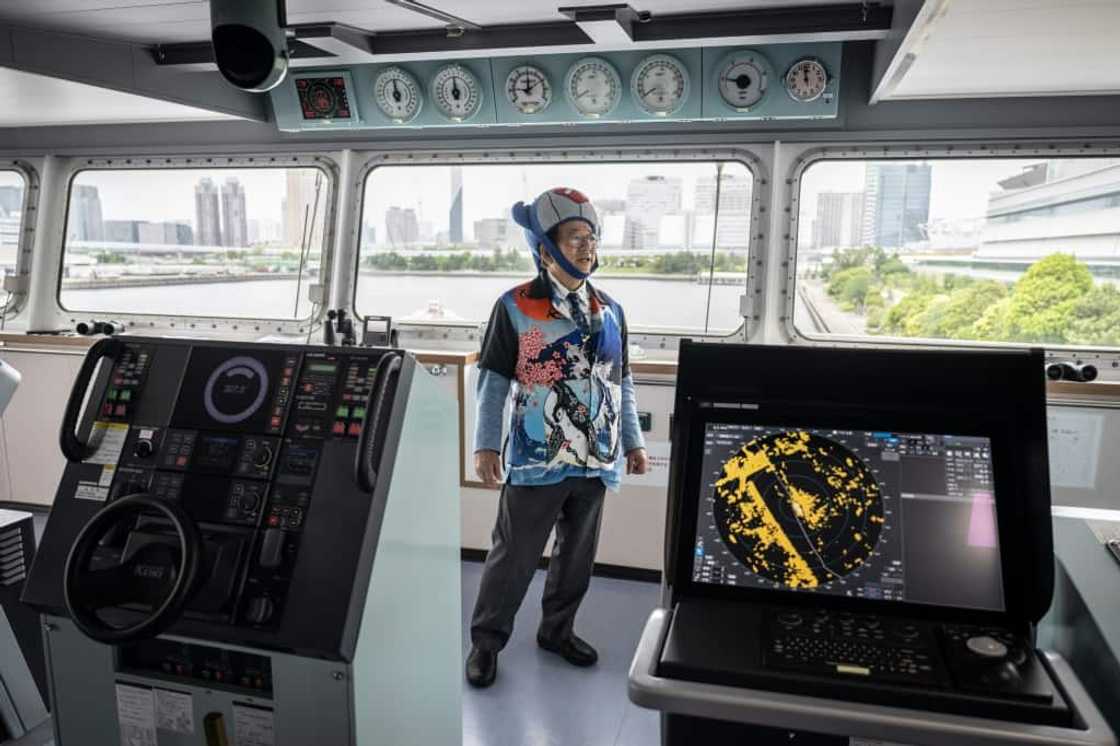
[1003, 254, 1093, 343]
[1068, 284, 1120, 347]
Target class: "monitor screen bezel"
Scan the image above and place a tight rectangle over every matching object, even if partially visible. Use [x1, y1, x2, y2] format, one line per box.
[670, 395, 1023, 625]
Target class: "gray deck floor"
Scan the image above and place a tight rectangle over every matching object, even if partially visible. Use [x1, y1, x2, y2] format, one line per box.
[7, 559, 663, 746]
[461, 561, 662, 746]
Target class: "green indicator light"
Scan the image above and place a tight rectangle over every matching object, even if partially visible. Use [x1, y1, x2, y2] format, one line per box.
[336, 406, 349, 418]
[353, 407, 367, 420]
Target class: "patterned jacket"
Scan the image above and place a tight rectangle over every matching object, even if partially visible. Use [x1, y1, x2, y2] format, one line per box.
[475, 272, 643, 491]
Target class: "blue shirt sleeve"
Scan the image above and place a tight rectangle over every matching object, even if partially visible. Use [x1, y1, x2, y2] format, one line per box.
[620, 373, 645, 453]
[474, 368, 511, 453]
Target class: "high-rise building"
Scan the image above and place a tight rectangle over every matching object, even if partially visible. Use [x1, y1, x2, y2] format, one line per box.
[104, 220, 141, 243]
[449, 167, 463, 244]
[815, 191, 864, 249]
[194, 177, 222, 246]
[694, 172, 753, 249]
[284, 170, 326, 250]
[474, 218, 513, 250]
[623, 176, 682, 250]
[221, 177, 248, 248]
[70, 184, 104, 242]
[136, 221, 193, 246]
[385, 207, 420, 248]
[861, 163, 932, 249]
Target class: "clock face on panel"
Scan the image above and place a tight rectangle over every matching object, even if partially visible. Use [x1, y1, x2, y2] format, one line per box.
[716, 50, 773, 112]
[505, 65, 553, 115]
[431, 64, 483, 122]
[785, 58, 829, 103]
[631, 54, 690, 116]
[565, 57, 622, 118]
[373, 67, 422, 123]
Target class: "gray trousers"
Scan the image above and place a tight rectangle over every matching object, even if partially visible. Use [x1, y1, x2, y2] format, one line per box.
[470, 476, 607, 651]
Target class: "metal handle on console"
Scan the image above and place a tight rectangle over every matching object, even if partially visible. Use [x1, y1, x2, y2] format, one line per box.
[59, 336, 125, 463]
[354, 352, 403, 493]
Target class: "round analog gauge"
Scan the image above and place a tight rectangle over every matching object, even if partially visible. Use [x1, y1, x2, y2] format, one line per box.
[373, 67, 422, 123]
[565, 57, 622, 118]
[631, 54, 690, 116]
[505, 65, 552, 115]
[431, 64, 483, 122]
[785, 58, 829, 103]
[717, 50, 773, 112]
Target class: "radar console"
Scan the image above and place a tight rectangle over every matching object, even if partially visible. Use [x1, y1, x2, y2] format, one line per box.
[629, 341, 1115, 745]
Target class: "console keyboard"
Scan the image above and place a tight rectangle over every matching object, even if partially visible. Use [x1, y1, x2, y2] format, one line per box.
[764, 609, 940, 686]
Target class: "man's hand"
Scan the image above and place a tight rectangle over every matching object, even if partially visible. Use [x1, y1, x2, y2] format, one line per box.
[626, 448, 649, 475]
[475, 450, 503, 487]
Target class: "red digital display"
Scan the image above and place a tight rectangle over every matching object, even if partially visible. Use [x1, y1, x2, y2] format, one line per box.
[295, 76, 352, 121]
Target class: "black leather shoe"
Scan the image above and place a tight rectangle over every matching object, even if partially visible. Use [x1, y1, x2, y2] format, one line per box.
[537, 633, 598, 667]
[465, 646, 497, 687]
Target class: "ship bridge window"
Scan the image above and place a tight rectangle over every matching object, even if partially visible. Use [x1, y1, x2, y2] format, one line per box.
[792, 155, 1120, 350]
[0, 170, 27, 320]
[356, 159, 755, 335]
[59, 165, 332, 320]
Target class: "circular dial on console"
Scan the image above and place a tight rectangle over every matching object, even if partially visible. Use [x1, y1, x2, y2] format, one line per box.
[565, 57, 622, 118]
[505, 65, 552, 114]
[305, 81, 341, 117]
[631, 53, 689, 116]
[373, 66, 422, 123]
[204, 356, 269, 425]
[717, 50, 773, 112]
[431, 64, 483, 122]
[785, 58, 829, 103]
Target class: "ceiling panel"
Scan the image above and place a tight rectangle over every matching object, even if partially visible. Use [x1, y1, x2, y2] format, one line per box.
[0, 66, 240, 126]
[0, 0, 870, 44]
[886, 0, 1120, 99]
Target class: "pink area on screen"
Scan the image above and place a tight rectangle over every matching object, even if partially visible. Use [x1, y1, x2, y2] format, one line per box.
[967, 491, 998, 548]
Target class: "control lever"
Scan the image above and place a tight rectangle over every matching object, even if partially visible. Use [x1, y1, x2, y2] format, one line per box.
[354, 353, 403, 492]
[259, 528, 285, 569]
[60, 337, 124, 462]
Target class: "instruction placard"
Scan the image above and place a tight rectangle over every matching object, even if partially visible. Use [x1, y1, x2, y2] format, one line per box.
[85, 421, 130, 466]
[233, 704, 275, 746]
[155, 688, 194, 735]
[115, 683, 156, 746]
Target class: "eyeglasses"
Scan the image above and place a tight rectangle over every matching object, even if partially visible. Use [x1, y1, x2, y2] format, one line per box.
[558, 234, 598, 251]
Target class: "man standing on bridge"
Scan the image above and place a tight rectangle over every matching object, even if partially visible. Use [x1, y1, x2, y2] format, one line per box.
[466, 186, 648, 688]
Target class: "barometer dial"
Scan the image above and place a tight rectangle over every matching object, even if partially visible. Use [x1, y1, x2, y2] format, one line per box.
[717, 50, 773, 112]
[373, 67, 422, 123]
[785, 58, 829, 103]
[631, 54, 689, 116]
[431, 64, 483, 122]
[565, 57, 622, 118]
[506, 65, 553, 115]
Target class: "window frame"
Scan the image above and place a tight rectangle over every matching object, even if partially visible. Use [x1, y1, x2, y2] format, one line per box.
[55, 154, 339, 336]
[783, 141, 1120, 368]
[0, 161, 39, 322]
[352, 147, 768, 342]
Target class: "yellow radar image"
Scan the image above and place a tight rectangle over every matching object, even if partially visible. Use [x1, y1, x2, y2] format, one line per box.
[713, 430, 885, 589]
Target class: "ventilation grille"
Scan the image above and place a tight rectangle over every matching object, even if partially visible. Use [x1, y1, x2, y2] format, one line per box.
[0, 527, 26, 586]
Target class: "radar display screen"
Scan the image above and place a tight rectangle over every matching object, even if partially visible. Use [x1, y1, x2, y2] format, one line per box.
[692, 422, 1005, 611]
[296, 76, 353, 121]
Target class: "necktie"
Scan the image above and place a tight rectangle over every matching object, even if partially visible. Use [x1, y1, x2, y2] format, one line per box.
[567, 292, 590, 335]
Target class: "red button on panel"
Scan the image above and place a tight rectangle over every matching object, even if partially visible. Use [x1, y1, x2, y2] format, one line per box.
[102, 404, 114, 416]
[348, 422, 362, 437]
[270, 416, 282, 428]
[114, 405, 127, 417]
[268, 515, 281, 527]
[332, 421, 346, 435]
[176, 456, 188, 467]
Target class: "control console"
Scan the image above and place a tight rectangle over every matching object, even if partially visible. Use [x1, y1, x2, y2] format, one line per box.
[24, 338, 409, 659]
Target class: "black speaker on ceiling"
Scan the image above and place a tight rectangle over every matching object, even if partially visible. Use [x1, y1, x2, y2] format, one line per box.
[210, 0, 289, 93]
